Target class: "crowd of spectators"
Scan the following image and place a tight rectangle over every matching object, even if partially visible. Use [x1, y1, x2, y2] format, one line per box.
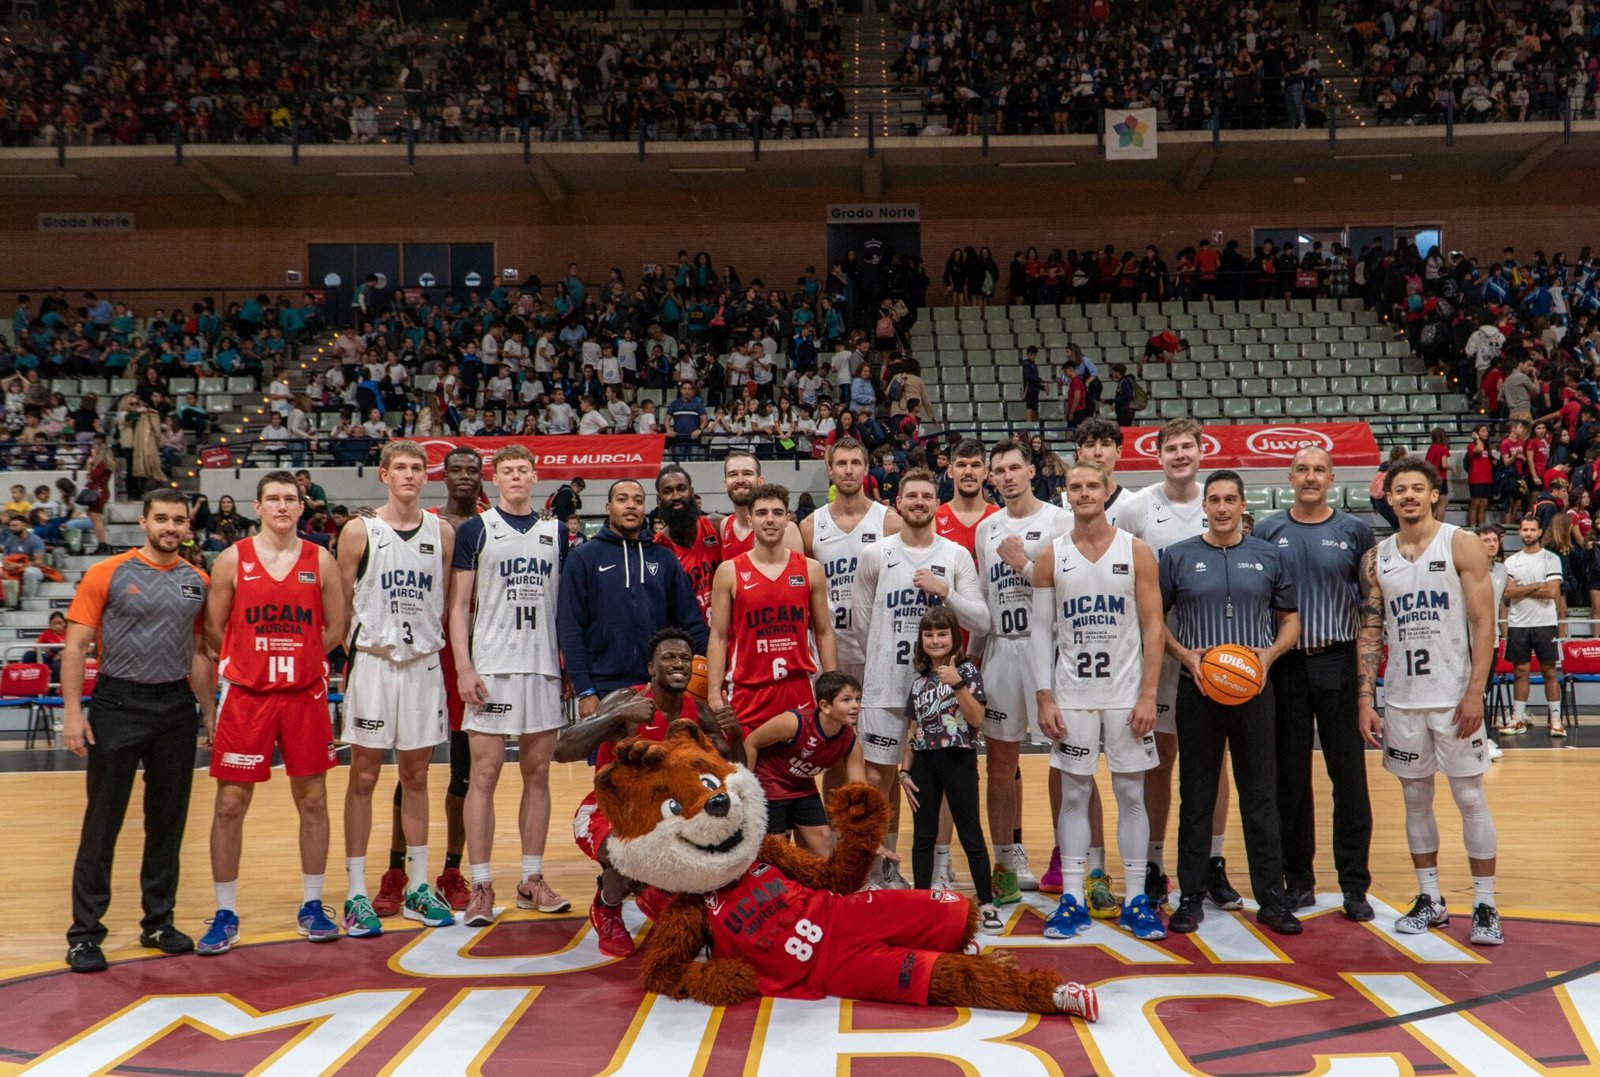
[1340, 0, 1600, 125]
[0, 0, 849, 148]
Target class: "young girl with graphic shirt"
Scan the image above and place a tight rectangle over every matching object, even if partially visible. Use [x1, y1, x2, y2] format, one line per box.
[899, 606, 1003, 933]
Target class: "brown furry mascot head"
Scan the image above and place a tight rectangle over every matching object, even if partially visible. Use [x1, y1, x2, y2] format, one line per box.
[594, 720, 769, 894]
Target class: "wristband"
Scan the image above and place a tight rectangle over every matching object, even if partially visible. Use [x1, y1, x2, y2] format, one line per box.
[898, 769, 911, 778]
[577, 689, 597, 700]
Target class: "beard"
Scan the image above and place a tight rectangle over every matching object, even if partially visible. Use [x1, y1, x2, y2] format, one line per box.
[726, 485, 753, 508]
[660, 499, 699, 532]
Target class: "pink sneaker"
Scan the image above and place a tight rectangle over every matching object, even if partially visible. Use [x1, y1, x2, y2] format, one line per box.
[1039, 847, 1064, 894]
[463, 882, 496, 927]
[516, 875, 571, 914]
[1054, 981, 1099, 1022]
[590, 893, 635, 958]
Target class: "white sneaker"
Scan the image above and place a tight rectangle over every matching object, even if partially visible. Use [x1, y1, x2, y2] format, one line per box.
[978, 903, 1006, 934]
[879, 860, 912, 890]
[1010, 846, 1039, 892]
[931, 848, 954, 891]
[1487, 738, 1503, 761]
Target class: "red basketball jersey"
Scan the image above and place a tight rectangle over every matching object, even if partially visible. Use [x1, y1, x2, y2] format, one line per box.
[594, 684, 699, 769]
[753, 708, 856, 801]
[703, 862, 836, 998]
[728, 550, 817, 690]
[934, 502, 999, 560]
[656, 515, 721, 622]
[721, 515, 755, 560]
[219, 538, 328, 692]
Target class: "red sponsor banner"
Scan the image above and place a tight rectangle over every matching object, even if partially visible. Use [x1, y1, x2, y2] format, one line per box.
[417, 435, 666, 481]
[1115, 422, 1380, 471]
[199, 446, 236, 469]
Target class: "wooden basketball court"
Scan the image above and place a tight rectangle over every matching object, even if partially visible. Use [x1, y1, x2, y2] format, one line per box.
[4, 744, 1600, 1075]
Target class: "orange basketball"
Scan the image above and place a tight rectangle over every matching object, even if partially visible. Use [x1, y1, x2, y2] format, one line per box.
[686, 655, 709, 701]
[1197, 644, 1265, 705]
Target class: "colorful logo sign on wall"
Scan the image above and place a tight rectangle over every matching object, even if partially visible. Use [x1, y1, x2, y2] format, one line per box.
[1105, 108, 1158, 160]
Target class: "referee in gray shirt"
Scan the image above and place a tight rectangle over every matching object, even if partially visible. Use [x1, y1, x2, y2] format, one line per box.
[1160, 470, 1301, 936]
[1253, 447, 1376, 923]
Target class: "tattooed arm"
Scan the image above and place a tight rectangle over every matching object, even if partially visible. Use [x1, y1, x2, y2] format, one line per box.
[1355, 545, 1386, 748]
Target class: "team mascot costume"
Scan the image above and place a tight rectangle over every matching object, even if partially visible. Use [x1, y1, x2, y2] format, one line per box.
[593, 720, 1099, 1019]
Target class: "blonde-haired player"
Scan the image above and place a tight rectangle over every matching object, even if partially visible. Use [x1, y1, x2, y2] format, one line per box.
[449, 444, 570, 926]
[337, 441, 457, 933]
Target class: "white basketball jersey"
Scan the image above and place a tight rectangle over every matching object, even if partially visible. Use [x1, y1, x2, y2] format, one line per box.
[1125, 484, 1205, 556]
[860, 534, 975, 708]
[469, 509, 562, 676]
[977, 502, 1068, 639]
[351, 513, 445, 661]
[1051, 529, 1144, 708]
[1376, 523, 1471, 707]
[811, 499, 889, 667]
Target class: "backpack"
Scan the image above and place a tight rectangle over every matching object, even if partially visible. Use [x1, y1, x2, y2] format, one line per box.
[875, 314, 895, 339]
[887, 374, 905, 402]
[1129, 376, 1150, 412]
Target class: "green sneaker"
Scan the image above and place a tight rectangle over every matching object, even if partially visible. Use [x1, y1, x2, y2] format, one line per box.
[1087, 869, 1122, 919]
[991, 867, 1021, 906]
[343, 895, 383, 938]
[404, 884, 456, 928]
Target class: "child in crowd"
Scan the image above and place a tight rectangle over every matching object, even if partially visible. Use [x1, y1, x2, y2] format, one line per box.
[744, 671, 862, 856]
[899, 606, 1003, 934]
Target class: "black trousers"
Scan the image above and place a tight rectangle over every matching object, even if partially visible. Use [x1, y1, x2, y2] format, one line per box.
[908, 747, 992, 905]
[1272, 645, 1373, 894]
[1176, 676, 1284, 907]
[69, 676, 199, 947]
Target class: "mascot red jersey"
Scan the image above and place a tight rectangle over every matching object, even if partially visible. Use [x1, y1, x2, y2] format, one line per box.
[593, 721, 1097, 1018]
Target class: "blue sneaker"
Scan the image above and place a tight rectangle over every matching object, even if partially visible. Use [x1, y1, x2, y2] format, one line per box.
[1042, 894, 1092, 939]
[197, 909, 239, 955]
[1119, 893, 1167, 940]
[297, 900, 341, 942]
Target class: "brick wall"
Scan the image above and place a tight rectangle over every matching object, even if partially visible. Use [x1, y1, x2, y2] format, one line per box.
[1, 170, 1593, 299]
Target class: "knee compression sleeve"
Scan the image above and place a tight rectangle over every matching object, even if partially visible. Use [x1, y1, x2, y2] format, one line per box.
[1111, 771, 1149, 862]
[1056, 772, 1094, 858]
[1447, 775, 1497, 860]
[1400, 777, 1440, 855]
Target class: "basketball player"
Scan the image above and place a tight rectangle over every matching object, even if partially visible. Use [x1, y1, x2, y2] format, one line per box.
[802, 436, 902, 688]
[1357, 457, 1503, 945]
[199, 471, 344, 953]
[720, 450, 803, 559]
[655, 464, 722, 623]
[1028, 461, 1164, 940]
[336, 440, 457, 933]
[376, 447, 481, 916]
[1120, 417, 1237, 910]
[1045, 419, 1133, 910]
[558, 628, 743, 957]
[933, 438, 999, 553]
[928, 437, 997, 890]
[450, 445, 570, 926]
[706, 482, 836, 736]
[971, 439, 1070, 902]
[853, 469, 986, 887]
[1160, 470, 1302, 936]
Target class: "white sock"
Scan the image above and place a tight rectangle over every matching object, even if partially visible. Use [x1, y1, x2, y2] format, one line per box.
[994, 843, 1013, 869]
[471, 862, 493, 885]
[1473, 875, 1496, 907]
[934, 844, 951, 860]
[1147, 841, 1164, 873]
[406, 846, 429, 892]
[1417, 866, 1442, 902]
[1549, 701, 1562, 720]
[1063, 855, 1088, 904]
[1124, 859, 1147, 902]
[215, 879, 238, 913]
[1514, 699, 1527, 720]
[522, 855, 543, 882]
[302, 874, 324, 904]
[346, 856, 367, 900]
[1088, 845, 1106, 873]
[1209, 834, 1225, 858]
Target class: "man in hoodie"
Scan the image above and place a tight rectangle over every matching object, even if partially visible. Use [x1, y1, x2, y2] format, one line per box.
[558, 479, 709, 719]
